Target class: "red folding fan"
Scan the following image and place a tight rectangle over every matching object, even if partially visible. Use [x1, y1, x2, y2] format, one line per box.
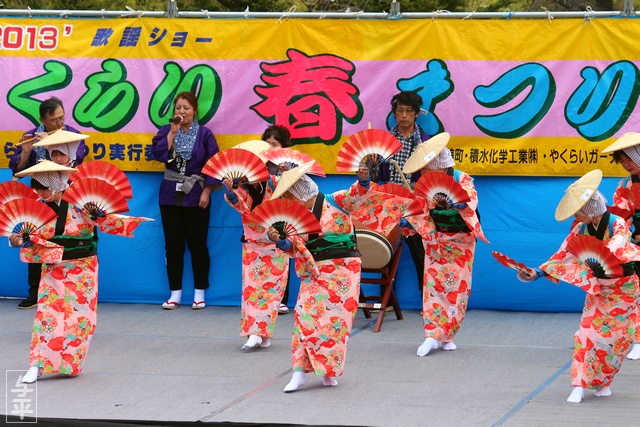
[0, 181, 39, 205]
[248, 198, 322, 239]
[336, 129, 403, 172]
[566, 234, 625, 279]
[72, 160, 133, 199]
[404, 198, 427, 217]
[261, 148, 326, 177]
[202, 148, 270, 188]
[491, 251, 534, 275]
[0, 198, 57, 238]
[63, 178, 129, 220]
[414, 171, 470, 209]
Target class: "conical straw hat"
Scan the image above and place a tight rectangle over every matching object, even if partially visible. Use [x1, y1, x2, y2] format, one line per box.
[403, 132, 450, 174]
[32, 128, 89, 147]
[555, 169, 603, 221]
[15, 160, 77, 177]
[601, 132, 640, 154]
[233, 140, 271, 160]
[271, 161, 316, 200]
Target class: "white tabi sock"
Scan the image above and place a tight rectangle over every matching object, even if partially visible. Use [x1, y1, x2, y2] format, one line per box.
[322, 375, 338, 387]
[595, 386, 612, 397]
[626, 343, 640, 360]
[242, 335, 262, 350]
[168, 290, 182, 303]
[22, 367, 41, 384]
[284, 371, 306, 393]
[442, 341, 457, 351]
[567, 386, 584, 403]
[417, 338, 439, 357]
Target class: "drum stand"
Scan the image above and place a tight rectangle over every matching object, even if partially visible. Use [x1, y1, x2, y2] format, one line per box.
[358, 243, 404, 332]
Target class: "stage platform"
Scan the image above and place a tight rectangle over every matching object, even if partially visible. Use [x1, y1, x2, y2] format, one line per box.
[1, 300, 639, 426]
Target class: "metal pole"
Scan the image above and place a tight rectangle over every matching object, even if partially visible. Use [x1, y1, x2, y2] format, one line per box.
[623, 0, 635, 16]
[0, 9, 634, 19]
[166, 0, 178, 18]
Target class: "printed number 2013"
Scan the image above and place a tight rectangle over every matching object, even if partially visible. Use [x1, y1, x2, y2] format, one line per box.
[0, 25, 59, 50]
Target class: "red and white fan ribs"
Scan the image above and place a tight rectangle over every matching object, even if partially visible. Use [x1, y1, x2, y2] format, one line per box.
[0, 198, 57, 237]
[72, 160, 133, 199]
[566, 234, 628, 279]
[202, 148, 270, 186]
[414, 171, 470, 209]
[63, 178, 129, 219]
[336, 129, 402, 172]
[0, 181, 39, 205]
[248, 198, 321, 238]
[491, 250, 534, 275]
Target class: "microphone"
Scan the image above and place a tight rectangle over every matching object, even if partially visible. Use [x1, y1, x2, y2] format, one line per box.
[169, 116, 182, 124]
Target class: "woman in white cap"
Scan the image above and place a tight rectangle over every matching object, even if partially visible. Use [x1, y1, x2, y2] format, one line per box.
[402, 133, 488, 357]
[12, 129, 87, 310]
[601, 132, 640, 360]
[266, 168, 369, 392]
[219, 138, 289, 351]
[518, 170, 640, 403]
[9, 161, 148, 384]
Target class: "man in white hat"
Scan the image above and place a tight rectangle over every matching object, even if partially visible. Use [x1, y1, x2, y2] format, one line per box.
[10, 97, 86, 309]
[517, 170, 640, 403]
[601, 132, 640, 360]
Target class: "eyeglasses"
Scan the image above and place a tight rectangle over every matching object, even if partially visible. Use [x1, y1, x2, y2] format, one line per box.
[45, 115, 65, 124]
[394, 108, 415, 115]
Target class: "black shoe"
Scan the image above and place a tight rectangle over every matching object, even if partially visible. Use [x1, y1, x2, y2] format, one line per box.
[18, 298, 37, 309]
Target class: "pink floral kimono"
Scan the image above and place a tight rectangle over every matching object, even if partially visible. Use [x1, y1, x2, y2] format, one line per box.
[540, 213, 640, 390]
[611, 176, 640, 344]
[225, 183, 289, 338]
[284, 184, 373, 377]
[407, 169, 488, 343]
[20, 204, 148, 376]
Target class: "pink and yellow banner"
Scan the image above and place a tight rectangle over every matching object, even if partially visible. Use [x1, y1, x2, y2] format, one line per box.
[1, 17, 640, 176]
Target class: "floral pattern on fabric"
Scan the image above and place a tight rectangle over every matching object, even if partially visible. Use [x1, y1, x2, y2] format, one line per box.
[24, 205, 146, 375]
[292, 257, 361, 377]
[422, 233, 476, 341]
[25, 205, 96, 375]
[349, 184, 415, 235]
[289, 188, 365, 377]
[20, 234, 64, 264]
[226, 184, 289, 338]
[31, 256, 99, 375]
[540, 217, 640, 389]
[406, 170, 487, 342]
[95, 214, 153, 237]
[611, 177, 640, 343]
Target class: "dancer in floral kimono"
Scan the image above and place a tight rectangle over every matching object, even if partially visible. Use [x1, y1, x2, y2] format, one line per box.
[401, 133, 488, 357]
[266, 170, 370, 392]
[9, 161, 148, 384]
[517, 170, 640, 403]
[222, 175, 289, 351]
[601, 132, 640, 360]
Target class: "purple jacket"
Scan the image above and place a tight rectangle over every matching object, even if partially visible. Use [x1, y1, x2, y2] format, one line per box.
[151, 124, 221, 207]
[9, 125, 85, 174]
